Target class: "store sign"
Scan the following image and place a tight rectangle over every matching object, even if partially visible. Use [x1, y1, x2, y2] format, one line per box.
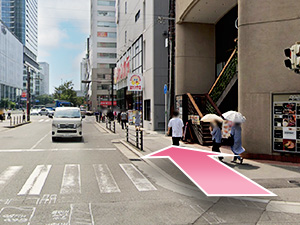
[273, 94, 300, 153]
[97, 32, 107, 37]
[100, 101, 117, 106]
[127, 73, 143, 91]
[115, 56, 130, 84]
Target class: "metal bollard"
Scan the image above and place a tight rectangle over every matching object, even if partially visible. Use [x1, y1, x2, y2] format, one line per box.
[113, 121, 116, 133]
[140, 129, 143, 151]
[10, 117, 12, 126]
[13, 117, 15, 125]
[17, 117, 18, 125]
[126, 126, 129, 142]
[136, 129, 139, 148]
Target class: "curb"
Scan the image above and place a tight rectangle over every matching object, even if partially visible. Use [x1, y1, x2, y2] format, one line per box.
[4, 121, 31, 128]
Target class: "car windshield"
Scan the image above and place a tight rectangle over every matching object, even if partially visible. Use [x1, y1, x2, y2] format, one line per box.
[54, 109, 81, 118]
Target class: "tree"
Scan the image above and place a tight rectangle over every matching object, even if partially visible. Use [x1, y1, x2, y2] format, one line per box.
[35, 95, 54, 105]
[53, 81, 82, 106]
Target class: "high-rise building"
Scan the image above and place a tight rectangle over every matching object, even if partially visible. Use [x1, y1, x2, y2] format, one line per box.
[115, 0, 169, 130]
[0, 20, 23, 102]
[38, 62, 50, 95]
[89, 0, 117, 111]
[1, 0, 40, 103]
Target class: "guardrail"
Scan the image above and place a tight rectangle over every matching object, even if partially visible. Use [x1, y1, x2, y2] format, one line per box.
[106, 120, 116, 133]
[10, 115, 26, 127]
[126, 126, 143, 151]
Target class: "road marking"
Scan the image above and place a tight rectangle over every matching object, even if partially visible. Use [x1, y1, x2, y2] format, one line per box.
[38, 119, 44, 123]
[30, 132, 51, 149]
[18, 165, 52, 196]
[69, 203, 94, 225]
[0, 148, 117, 153]
[45, 119, 50, 122]
[0, 166, 23, 192]
[120, 164, 157, 191]
[93, 164, 120, 193]
[60, 164, 81, 194]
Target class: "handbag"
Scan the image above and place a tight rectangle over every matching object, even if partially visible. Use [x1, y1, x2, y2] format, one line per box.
[227, 135, 234, 146]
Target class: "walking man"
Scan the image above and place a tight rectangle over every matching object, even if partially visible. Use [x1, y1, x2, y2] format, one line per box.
[167, 110, 184, 146]
[121, 111, 127, 129]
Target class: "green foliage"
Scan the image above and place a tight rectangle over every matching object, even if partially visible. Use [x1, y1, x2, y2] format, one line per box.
[0, 99, 16, 109]
[35, 95, 54, 105]
[53, 81, 83, 107]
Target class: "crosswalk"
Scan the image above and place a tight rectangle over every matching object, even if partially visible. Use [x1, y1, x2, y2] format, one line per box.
[0, 164, 156, 196]
[37, 119, 51, 123]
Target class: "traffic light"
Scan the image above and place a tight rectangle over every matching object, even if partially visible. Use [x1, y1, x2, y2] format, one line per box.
[284, 43, 300, 73]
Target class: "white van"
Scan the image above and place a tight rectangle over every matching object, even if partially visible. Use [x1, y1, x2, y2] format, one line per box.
[50, 107, 85, 141]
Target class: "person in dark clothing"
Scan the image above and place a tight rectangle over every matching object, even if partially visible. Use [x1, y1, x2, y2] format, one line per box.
[107, 109, 114, 121]
[210, 120, 224, 162]
[95, 111, 100, 122]
[121, 111, 127, 129]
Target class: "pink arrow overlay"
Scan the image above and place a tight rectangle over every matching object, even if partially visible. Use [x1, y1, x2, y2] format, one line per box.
[143, 146, 276, 197]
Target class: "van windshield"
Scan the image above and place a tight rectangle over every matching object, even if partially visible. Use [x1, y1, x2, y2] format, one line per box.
[54, 109, 81, 118]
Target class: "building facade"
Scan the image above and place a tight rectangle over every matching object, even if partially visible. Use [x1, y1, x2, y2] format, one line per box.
[38, 62, 50, 95]
[0, 20, 23, 102]
[175, 0, 300, 161]
[115, 0, 169, 130]
[89, 0, 117, 111]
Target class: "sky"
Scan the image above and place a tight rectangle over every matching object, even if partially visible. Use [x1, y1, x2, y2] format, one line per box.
[38, 0, 90, 94]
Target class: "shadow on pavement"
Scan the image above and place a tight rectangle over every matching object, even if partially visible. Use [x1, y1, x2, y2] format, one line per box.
[224, 161, 260, 170]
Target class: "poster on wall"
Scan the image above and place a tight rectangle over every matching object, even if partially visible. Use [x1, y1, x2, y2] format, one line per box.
[127, 73, 143, 91]
[273, 94, 300, 153]
[176, 96, 183, 119]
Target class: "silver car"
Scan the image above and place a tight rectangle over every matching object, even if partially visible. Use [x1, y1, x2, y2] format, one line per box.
[51, 107, 85, 142]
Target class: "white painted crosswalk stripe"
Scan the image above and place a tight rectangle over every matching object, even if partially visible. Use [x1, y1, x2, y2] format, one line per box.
[93, 164, 120, 193]
[120, 164, 157, 191]
[18, 165, 52, 196]
[38, 119, 44, 122]
[60, 164, 81, 194]
[0, 166, 23, 192]
[45, 119, 50, 122]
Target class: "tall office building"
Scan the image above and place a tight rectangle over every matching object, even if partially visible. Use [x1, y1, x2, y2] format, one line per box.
[1, 0, 39, 102]
[88, 0, 117, 111]
[38, 62, 50, 95]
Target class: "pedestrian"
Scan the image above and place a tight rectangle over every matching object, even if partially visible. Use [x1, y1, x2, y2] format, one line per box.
[209, 120, 224, 162]
[22, 109, 26, 122]
[7, 109, 11, 120]
[167, 110, 184, 146]
[95, 111, 99, 122]
[99, 111, 103, 122]
[117, 112, 121, 124]
[121, 111, 127, 129]
[230, 123, 245, 164]
[107, 109, 114, 121]
[135, 111, 141, 130]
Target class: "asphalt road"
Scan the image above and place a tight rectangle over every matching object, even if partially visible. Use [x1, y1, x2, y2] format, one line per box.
[0, 116, 287, 224]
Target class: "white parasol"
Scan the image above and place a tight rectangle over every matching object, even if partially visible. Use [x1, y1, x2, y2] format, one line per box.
[222, 111, 246, 123]
[201, 114, 224, 123]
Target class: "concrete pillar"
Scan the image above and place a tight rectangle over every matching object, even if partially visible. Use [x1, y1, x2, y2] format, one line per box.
[175, 23, 216, 95]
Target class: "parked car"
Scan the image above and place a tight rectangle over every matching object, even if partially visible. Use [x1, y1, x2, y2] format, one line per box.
[30, 109, 40, 116]
[85, 111, 94, 116]
[50, 107, 85, 142]
[39, 108, 49, 116]
[47, 108, 55, 117]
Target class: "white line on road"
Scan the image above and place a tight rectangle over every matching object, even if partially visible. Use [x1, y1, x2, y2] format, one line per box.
[60, 164, 81, 194]
[93, 164, 120, 193]
[0, 166, 23, 192]
[38, 119, 44, 123]
[18, 165, 52, 196]
[45, 119, 50, 122]
[30, 132, 51, 149]
[0, 148, 117, 153]
[120, 164, 157, 191]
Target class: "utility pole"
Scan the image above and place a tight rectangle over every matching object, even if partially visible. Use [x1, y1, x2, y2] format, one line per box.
[111, 67, 114, 109]
[26, 66, 31, 122]
[168, 0, 176, 117]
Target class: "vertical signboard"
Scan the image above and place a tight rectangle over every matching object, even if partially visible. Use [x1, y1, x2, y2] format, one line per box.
[273, 94, 300, 153]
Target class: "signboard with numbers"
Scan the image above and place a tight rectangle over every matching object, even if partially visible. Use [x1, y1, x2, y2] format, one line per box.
[273, 94, 300, 153]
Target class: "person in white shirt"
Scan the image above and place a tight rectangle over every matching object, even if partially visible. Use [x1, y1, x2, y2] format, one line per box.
[167, 110, 184, 146]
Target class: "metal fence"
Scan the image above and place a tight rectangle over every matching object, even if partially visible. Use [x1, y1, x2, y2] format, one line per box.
[126, 126, 143, 151]
[10, 115, 26, 126]
[106, 120, 116, 133]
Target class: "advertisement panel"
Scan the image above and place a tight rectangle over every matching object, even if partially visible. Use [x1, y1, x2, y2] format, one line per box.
[273, 94, 300, 153]
[127, 73, 143, 92]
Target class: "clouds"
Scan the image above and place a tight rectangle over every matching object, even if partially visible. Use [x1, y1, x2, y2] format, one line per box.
[38, 0, 90, 92]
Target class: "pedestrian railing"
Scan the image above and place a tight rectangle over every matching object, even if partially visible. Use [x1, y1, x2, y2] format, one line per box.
[106, 120, 116, 133]
[125, 126, 143, 151]
[10, 115, 26, 127]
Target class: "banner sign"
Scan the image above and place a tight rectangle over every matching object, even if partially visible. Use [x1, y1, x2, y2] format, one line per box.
[127, 73, 143, 91]
[115, 56, 130, 84]
[273, 94, 300, 153]
[100, 101, 117, 106]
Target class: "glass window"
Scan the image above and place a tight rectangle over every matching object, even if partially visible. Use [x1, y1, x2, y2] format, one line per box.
[98, 11, 116, 17]
[97, 1, 115, 6]
[97, 63, 117, 69]
[97, 21, 117, 28]
[97, 32, 117, 38]
[97, 42, 117, 48]
[144, 100, 151, 121]
[97, 53, 117, 59]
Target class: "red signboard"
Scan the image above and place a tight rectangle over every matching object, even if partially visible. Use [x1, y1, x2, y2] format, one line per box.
[100, 101, 117, 106]
[115, 56, 130, 84]
[21, 92, 27, 98]
[97, 32, 107, 37]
